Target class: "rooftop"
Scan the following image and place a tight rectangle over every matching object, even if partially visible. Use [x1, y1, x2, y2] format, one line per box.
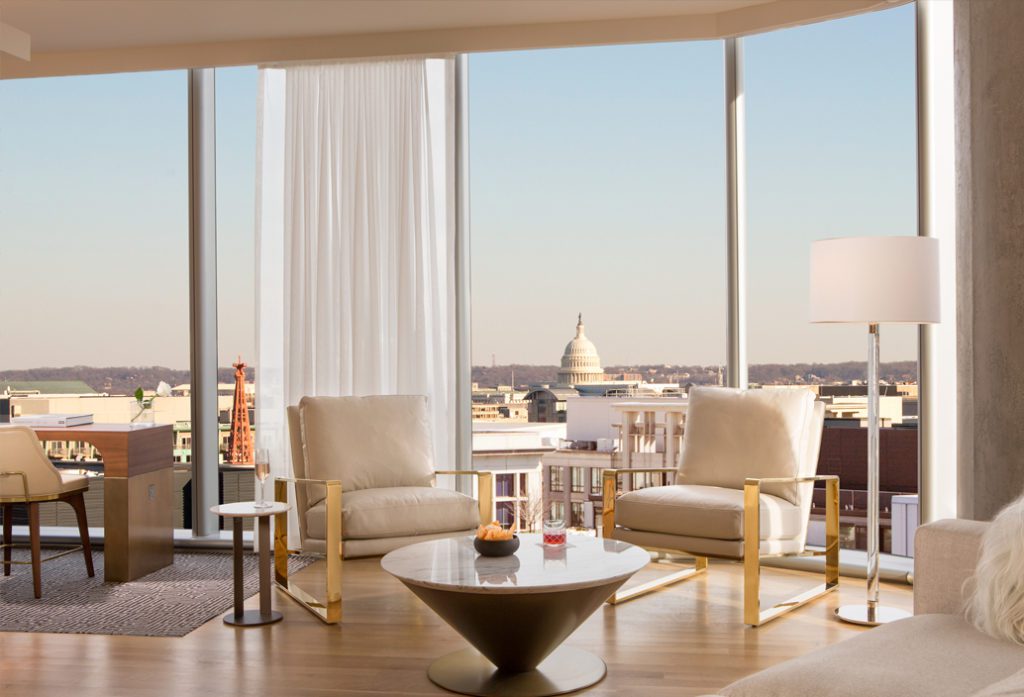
[1, 380, 98, 395]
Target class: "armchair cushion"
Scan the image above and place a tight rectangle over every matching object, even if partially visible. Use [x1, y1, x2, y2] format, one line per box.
[615, 484, 803, 541]
[677, 387, 815, 504]
[298, 395, 436, 492]
[305, 486, 480, 541]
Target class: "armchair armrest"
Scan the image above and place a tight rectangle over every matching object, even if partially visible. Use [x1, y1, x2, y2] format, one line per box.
[433, 470, 494, 525]
[273, 475, 342, 624]
[273, 476, 341, 505]
[743, 475, 838, 485]
[273, 475, 342, 561]
[604, 468, 678, 475]
[600, 468, 677, 538]
[914, 519, 988, 616]
[274, 476, 342, 486]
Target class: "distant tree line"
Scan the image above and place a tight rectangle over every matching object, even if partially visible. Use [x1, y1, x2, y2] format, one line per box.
[471, 360, 917, 389]
[1, 359, 917, 396]
[0, 365, 254, 396]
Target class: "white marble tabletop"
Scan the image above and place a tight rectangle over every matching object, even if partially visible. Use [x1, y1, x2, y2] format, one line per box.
[381, 533, 650, 595]
[210, 501, 291, 518]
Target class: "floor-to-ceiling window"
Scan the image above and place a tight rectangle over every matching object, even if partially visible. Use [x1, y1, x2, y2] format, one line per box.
[745, 3, 918, 552]
[469, 42, 726, 531]
[0, 70, 189, 530]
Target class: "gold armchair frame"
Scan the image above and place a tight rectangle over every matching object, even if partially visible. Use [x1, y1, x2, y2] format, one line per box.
[602, 468, 839, 627]
[273, 470, 494, 625]
[274, 476, 342, 624]
[435, 470, 495, 526]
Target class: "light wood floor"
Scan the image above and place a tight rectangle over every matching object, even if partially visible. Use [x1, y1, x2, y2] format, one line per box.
[0, 556, 912, 697]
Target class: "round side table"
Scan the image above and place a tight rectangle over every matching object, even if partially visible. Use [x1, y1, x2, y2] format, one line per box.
[210, 501, 291, 627]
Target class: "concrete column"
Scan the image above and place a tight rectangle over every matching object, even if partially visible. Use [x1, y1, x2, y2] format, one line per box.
[621, 411, 635, 469]
[665, 411, 683, 469]
[956, 0, 1024, 520]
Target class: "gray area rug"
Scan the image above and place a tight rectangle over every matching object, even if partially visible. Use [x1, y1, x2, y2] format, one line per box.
[0, 548, 316, 637]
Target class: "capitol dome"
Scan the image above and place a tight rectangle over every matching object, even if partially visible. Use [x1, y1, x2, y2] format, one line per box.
[557, 314, 604, 386]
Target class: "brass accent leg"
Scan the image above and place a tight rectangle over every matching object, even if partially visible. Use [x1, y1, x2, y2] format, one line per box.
[273, 478, 343, 624]
[274, 479, 290, 586]
[601, 468, 707, 605]
[743, 483, 761, 626]
[743, 478, 840, 627]
[825, 477, 840, 588]
[2, 503, 11, 577]
[67, 492, 95, 577]
[601, 471, 616, 537]
[477, 472, 494, 524]
[28, 501, 41, 598]
[606, 556, 707, 605]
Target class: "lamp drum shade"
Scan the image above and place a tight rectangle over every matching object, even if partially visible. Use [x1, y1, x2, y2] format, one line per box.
[809, 236, 940, 324]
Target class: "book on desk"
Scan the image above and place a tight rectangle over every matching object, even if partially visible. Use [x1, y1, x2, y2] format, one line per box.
[11, 413, 95, 428]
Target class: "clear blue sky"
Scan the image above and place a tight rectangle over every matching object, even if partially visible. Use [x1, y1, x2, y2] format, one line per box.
[0, 3, 916, 371]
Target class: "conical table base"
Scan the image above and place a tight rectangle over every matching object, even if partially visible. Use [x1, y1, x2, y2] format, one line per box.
[381, 534, 650, 697]
[428, 646, 606, 697]
[404, 578, 622, 675]
[835, 604, 911, 627]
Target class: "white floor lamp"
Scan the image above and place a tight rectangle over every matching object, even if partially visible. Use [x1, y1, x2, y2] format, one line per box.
[809, 236, 940, 626]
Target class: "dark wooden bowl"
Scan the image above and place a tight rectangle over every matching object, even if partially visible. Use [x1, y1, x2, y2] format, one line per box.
[473, 535, 520, 557]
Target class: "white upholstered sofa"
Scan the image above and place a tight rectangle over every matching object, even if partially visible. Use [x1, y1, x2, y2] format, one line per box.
[710, 519, 1024, 696]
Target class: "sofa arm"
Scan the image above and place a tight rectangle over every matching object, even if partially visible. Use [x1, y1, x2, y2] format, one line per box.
[914, 518, 989, 615]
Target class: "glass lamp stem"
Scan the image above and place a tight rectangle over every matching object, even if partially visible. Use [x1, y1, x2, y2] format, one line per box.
[867, 323, 880, 609]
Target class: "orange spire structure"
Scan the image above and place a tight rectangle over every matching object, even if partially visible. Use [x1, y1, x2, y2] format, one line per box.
[228, 356, 254, 465]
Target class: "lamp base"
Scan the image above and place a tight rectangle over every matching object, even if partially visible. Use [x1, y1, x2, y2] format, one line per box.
[835, 604, 911, 627]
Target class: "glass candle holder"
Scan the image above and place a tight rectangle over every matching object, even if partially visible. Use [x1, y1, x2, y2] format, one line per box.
[543, 519, 566, 546]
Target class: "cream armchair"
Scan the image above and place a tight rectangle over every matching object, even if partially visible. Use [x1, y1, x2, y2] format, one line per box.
[0, 426, 95, 598]
[274, 395, 493, 623]
[602, 387, 839, 626]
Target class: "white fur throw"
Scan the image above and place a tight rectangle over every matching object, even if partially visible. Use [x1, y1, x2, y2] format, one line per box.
[967, 496, 1024, 644]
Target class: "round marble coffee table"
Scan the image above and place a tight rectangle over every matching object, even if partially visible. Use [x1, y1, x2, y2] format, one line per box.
[381, 533, 649, 697]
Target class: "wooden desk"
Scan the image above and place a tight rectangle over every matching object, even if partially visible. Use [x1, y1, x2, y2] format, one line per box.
[32, 423, 174, 582]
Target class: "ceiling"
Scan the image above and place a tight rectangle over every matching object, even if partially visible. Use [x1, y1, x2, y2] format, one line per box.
[0, 0, 909, 79]
[4, 1, 771, 52]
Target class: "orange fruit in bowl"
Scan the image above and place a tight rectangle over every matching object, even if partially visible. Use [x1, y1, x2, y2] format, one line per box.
[476, 522, 514, 541]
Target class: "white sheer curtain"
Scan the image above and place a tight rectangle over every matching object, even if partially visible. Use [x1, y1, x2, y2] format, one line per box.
[256, 58, 457, 546]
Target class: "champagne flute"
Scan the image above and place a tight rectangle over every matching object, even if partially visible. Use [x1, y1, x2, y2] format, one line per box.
[254, 448, 271, 509]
